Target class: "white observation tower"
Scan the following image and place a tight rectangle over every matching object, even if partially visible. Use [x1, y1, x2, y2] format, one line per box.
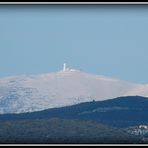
[63, 63, 67, 72]
[62, 63, 79, 72]
[63, 63, 70, 72]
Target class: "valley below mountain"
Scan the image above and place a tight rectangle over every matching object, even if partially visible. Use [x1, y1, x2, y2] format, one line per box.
[0, 96, 148, 144]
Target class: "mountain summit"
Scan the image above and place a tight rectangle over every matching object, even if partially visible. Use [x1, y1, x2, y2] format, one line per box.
[0, 64, 148, 114]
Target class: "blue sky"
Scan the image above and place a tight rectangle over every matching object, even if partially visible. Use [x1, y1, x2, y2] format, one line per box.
[0, 5, 148, 83]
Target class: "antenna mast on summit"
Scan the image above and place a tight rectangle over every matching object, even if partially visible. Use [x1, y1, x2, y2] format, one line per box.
[62, 63, 77, 72]
[63, 63, 67, 72]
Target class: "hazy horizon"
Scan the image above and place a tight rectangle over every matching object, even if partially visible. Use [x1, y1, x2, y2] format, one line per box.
[0, 5, 148, 83]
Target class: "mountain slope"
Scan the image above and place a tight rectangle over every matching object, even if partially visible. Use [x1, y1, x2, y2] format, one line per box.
[1, 96, 148, 128]
[0, 66, 148, 114]
[0, 118, 141, 144]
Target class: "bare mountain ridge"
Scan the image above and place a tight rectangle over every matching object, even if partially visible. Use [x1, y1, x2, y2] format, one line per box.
[0, 64, 148, 114]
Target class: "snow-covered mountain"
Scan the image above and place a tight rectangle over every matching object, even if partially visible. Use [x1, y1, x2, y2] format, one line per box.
[0, 64, 148, 114]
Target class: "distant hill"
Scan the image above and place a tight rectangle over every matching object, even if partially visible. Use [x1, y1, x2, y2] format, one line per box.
[0, 118, 141, 144]
[0, 96, 148, 128]
[1, 67, 148, 114]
